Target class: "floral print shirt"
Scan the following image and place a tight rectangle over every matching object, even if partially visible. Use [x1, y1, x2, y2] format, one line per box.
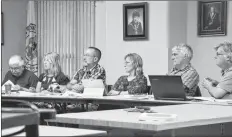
[112, 75, 147, 95]
[73, 64, 106, 84]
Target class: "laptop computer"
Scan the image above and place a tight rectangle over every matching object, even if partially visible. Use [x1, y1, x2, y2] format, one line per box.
[81, 79, 105, 97]
[148, 75, 187, 101]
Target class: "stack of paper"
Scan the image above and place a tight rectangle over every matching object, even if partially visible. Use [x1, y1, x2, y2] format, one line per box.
[138, 112, 177, 122]
[192, 97, 216, 102]
[62, 90, 83, 97]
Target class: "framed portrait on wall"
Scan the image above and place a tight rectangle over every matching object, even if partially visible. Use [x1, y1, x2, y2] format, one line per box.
[198, 1, 227, 36]
[123, 2, 148, 40]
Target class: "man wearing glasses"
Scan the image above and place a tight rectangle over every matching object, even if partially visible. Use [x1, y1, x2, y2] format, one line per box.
[2, 55, 39, 92]
[66, 47, 106, 112]
[202, 41, 232, 99]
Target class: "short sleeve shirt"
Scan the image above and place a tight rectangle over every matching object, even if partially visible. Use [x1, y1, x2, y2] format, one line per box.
[2, 69, 39, 88]
[73, 64, 106, 84]
[39, 72, 70, 90]
[168, 64, 200, 96]
[112, 75, 147, 95]
[217, 67, 232, 93]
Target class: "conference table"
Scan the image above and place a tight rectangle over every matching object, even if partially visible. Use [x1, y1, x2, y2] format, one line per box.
[49, 104, 232, 137]
[2, 107, 40, 137]
[2, 91, 232, 107]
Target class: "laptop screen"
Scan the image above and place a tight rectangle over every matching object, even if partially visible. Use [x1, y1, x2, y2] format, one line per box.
[148, 75, 187, 101]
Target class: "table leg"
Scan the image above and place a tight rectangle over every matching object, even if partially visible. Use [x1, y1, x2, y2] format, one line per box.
[171, 129, 175, 137]
[25, 124, 39, 137]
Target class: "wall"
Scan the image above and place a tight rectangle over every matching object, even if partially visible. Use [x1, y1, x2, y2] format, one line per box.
[1, 0, 28, 81]
[168, 1, 187, 71]
[187, 1, 232, 93]
[96, 1, 170, 85]
[95, 1, 187, 85]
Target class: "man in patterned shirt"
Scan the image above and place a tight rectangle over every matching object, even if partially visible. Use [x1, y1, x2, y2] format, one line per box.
[67, 47, 106, 92]
[67, 47, 106, 111]
[168, 43, 199, 96]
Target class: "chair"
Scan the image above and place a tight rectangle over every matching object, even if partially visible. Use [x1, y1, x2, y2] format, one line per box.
[194, 86, 202, 97]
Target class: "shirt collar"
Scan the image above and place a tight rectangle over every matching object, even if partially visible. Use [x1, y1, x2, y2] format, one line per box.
[173, 63, 191, 72]
[83, 64, 98, 72]
[221, 66, 232, 76]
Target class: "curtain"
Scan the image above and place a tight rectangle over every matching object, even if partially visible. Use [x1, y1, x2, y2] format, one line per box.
[37, 0, 95, 78]
[25, 1, 38, 75]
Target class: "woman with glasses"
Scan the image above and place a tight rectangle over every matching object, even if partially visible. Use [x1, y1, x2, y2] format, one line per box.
[108, 53, 147, 95]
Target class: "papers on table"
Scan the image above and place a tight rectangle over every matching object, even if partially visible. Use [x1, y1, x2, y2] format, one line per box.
[192, 97, 216, 102]
[138, 112, 177, 122]
[192, 97, 232, 104]
[62, 91, 83, 97]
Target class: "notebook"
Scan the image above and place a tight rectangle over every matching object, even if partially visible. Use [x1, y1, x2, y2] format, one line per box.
[148, 75, 188, 101]
[81, 79, 105, 97]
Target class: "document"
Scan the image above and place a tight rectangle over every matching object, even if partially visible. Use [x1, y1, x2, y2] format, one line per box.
[192, 97, 216, 102]
[138, 112, 177, 122]
[83, 88, 105, 97]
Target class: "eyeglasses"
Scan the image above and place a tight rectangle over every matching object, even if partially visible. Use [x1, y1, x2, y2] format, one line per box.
[216, 53, 225, 56]
[84, 54, 95, 58]
[9, 66, 22, 71]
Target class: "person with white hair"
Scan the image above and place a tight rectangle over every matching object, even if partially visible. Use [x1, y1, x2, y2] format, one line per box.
[2, 55, 38, 92]
[202, 41, 232, 99]
[168, 43, 200, 96]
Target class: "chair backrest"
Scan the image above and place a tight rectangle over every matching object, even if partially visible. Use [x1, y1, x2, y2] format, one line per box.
[194, 86, 202, 97]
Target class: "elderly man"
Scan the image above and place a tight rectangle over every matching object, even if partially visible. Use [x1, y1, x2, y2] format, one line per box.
[2, 55, 38, 92]
[67, 47, 106, 111]
[168, 43, 200, 96]
[202, 41, 232, 99]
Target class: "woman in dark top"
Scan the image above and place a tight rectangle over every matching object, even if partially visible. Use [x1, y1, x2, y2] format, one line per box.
[36, 52, 69, 91]
[108, 53, 147, 95]
[35, 52, 69, 113]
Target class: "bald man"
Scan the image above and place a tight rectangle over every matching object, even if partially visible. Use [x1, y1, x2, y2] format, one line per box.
[2, 55, 38, 92]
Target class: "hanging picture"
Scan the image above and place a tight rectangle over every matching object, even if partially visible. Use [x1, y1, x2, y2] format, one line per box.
[123, 2, 148, 40]
[198, 1, 227, 36]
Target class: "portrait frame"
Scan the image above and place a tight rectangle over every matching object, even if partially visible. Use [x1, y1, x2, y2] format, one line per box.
[198, 1, 227, 36]
[123, 2, 148, 41]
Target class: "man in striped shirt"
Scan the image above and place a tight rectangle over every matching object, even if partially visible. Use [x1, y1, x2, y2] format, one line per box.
[168, 43, 200, 96]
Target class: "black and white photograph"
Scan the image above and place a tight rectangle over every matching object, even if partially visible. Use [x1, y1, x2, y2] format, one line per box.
[123, 2, 148, 40]
[1, 0, 232, 137]
[198, 1, 227, 36]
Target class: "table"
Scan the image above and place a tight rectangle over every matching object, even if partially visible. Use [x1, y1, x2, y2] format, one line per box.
[49, 104, 232, 136]
[3, 93, 232, 108]
[2, 109, 40, 137]
[3, 125, 107, 136]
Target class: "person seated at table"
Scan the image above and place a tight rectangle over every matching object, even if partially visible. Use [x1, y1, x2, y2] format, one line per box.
[202, 41, 232, 99]
[168, 43, 199, 96]
[108, 53, 147, 95]
[2, 55, 38, 92]
[36, 52, 70, 92]
[35, 52, 70, 113]
[66, 47, 106, 93]
[66, 47, 106, 111]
